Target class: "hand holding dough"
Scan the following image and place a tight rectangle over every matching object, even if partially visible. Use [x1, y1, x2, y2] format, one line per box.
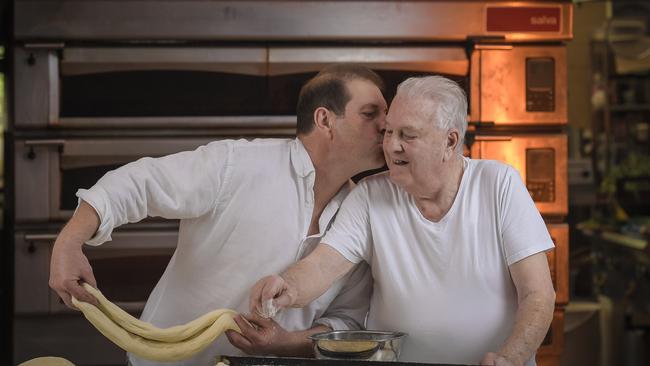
[71, 283, 241, 362]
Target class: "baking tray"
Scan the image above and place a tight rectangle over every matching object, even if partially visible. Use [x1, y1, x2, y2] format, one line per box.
[220, 356, 475, 366]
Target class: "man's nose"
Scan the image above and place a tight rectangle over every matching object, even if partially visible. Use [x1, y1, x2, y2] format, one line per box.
[385, 134, 402, 152]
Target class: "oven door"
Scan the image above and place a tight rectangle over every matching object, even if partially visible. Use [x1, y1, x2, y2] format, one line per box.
[14, 137, 219, 223]
[14, 45, 470, 129]
[470, 45, 567, 125]
[470, 134, 568, 216]
[537, 308, 565, 362]
[14, 46, 289, 129]
[547, 224, 569, 305]
[14, 229, 177, 314]
[267, 46, 469, 103]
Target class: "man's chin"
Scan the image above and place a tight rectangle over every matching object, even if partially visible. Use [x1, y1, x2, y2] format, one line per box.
[388, 170, 408, 186]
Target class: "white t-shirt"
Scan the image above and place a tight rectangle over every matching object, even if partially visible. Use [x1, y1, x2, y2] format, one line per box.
[322, 157, 553, 366]
[77, 138, 371, 366]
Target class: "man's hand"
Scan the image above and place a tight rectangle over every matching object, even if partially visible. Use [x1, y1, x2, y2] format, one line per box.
[49, 200, 101, 309]
[481, 352, 516, 366]
[249, 275, 295, 317]
[225, 314, 293, 356]
[49, 241, 99, 309]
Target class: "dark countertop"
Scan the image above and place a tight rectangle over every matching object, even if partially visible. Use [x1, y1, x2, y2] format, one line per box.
[221, 356, 475, 366]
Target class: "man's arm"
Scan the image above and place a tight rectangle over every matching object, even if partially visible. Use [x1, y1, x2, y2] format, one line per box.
[250, 243, 356, 316]
[481, 252, 556, 366]
[314, 261, 372, 330]
[49, 200, 101, 309]
[233, 258, 371, 357]
[226, 314, 331, 357]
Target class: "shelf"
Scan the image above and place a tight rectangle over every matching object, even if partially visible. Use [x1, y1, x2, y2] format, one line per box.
[610, 104, 650, 112]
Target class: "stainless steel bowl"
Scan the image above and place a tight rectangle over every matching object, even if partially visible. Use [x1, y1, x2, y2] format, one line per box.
[309, 330, 407, 361]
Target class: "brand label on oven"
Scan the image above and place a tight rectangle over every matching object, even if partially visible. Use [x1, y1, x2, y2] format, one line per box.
[486, 7, 561, 32]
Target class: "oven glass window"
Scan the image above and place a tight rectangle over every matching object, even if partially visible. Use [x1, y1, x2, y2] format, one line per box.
[61, 69, 469, 118]
[60, 163, 124, 210]
[526, 148, 556, 202]
[61, 71, 268, 117]
[87, 251, 173, 305]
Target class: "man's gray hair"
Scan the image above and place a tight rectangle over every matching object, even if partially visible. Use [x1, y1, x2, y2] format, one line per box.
[395, 76, 468, 152]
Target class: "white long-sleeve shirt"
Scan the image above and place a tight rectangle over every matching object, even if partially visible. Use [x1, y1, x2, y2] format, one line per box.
[77, 138, 371, 366]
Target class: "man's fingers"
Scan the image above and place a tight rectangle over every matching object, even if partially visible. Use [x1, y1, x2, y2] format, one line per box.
[250, 275, 285, 315]
[80, 266, 97, 288]
[235, 315, 270, 344]
[57, 292, 76, 310]
[271, 293, 292, 309]
[226, 330, 253, 353]
[249, 281, 264, 315]
[65, 279, 98, 307]
[480, 352, 499, 365]
[245, 312, 274, 328]
[260, 277, 284, 302]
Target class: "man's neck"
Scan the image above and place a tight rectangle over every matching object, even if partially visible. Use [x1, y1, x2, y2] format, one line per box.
[413, 155, 464, 222]
[300, 136, 357, 235]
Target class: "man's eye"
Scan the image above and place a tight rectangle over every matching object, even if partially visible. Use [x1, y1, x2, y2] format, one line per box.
[362, 112, 376, 119]
[384, 129, 393, 135]
[403, 134, 416, 140]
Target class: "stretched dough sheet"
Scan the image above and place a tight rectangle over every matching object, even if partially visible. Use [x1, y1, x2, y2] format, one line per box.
[72, 283, 241, 362]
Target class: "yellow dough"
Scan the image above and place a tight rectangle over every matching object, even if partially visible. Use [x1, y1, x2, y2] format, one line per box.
[71, 283, 241, 362]
[318, 340, 378, 353]
[18, 357, 75, 366]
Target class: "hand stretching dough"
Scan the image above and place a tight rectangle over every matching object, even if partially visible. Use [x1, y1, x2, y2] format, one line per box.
[72, 283, 241, 362]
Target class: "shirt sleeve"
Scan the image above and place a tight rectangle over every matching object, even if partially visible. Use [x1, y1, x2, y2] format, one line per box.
[321, 181, 373, 264]
[499, 166, 555, 265]
[313, 261, 372, 331]
[77, 140, 234, 245]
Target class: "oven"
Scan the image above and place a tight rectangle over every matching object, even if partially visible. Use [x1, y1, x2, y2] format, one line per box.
[10, 1, 573, 365]
[14, 229, 177, 314]
[14, 137, 223, 223]
[470, 134, 568, 217]
[538, 309, 565, 362]
[547, 224, 569, 305]
[470, 45, 567, 125]
[14, 45, 472, 129]
[14, 43, 569, 129]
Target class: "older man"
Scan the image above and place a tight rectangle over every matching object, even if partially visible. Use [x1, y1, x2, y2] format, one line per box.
[250, 76, 556, 366]
[49, 64, 387, 365]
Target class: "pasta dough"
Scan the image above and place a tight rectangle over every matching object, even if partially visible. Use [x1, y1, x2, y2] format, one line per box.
[18, 357, 75, 366]
[72, 283, 241, 361]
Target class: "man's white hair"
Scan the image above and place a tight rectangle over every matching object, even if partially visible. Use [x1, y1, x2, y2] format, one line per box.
[395, 76, 468, 153]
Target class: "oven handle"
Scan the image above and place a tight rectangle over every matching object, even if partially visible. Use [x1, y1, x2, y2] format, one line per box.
[61, 47, 269, 76]
[24, 233, 58, 242]
[473, 135, 513, 142]
[24, 231, 178, 250]
[24, 139, 65, 147]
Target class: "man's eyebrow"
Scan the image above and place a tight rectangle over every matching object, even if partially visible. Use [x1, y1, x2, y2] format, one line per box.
[360, 103, 381, 110]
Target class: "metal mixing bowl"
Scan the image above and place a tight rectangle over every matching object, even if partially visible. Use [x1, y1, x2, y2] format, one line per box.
[309, 330, 407, 361]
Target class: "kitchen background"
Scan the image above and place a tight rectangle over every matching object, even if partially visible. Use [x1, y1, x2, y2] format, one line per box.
[1, 1, 649, 366]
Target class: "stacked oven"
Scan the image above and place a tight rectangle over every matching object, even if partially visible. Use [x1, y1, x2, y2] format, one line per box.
[10, 1, 572, 365]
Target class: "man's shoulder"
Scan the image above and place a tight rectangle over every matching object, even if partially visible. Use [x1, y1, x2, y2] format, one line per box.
[353, 171, 403, 200]
[217, 138, 294, 160]
[356, 170, 392, 189]
[467, 158, 517, 183]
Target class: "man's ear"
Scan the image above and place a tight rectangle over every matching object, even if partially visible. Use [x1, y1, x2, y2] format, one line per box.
[444, 129, 460, 161]
[313, 107, 335, 138]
